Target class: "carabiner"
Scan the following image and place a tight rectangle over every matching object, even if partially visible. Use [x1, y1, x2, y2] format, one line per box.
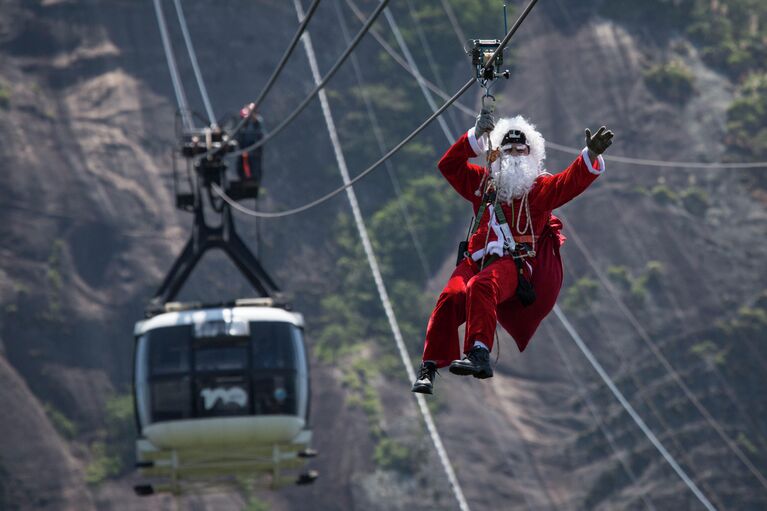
[481, 92, 496, 113]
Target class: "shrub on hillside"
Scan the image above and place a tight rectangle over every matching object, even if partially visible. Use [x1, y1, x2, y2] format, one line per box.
[643, 61, 696, 103]
[0, 84, 10, 109]
[680, 186, 709, 215]
[726, 72, 767, 160]
[562, 277, 599, 314]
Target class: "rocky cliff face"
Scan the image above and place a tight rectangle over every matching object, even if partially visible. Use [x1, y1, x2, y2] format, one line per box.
[1, 1, 765, 510]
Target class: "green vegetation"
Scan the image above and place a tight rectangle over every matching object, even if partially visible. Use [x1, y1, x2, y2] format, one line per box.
[85, 393, 134, 484]
[680, 185, 709, 215]
[562, 277, 599, 313]
[304, 0, 503, 474]
[374, 437, 415, 472]
[689, 339, 728, 366]
[643, 61, 696, 103]
[726, 72, 767, 162]
[737, 432, 759, 455]
[606, 262, 666, 303]
[606, 265, 632, 291]
[650, 182, 679, 204]
[604, 1, 767, 169]
[244, 497, 270, 511]
[85, 441, 123, 484]
[43, 403, 78, 439]
[646, 177, 710, 215]
[0, 83, 10, 109]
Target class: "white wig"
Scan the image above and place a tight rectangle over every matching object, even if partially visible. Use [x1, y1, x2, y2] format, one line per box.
[490, 115, 546, 172]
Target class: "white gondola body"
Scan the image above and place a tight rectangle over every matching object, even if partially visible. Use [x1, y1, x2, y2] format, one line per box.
[133, 305, 312, 490]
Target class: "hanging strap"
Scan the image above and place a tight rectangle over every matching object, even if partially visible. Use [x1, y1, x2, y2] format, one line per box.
[470, 189, 494, 235]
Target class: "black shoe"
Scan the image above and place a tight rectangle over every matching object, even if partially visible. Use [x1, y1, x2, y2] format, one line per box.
[449, 346, 493, 379]
[411, 361, 438, 394]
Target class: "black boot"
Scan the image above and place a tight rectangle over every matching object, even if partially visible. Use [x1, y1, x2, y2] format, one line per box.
[449, 346, 493, 379]
[411, 361, 438, 394]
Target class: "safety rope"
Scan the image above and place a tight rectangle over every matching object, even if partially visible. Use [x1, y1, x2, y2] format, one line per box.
[295, 2, 470, 509]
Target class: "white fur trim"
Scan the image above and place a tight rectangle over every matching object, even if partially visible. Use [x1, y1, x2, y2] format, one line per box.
[467, 127, 487, 155]
[490, 116, 546, 172]
[471, 209, 505, 261]
[581, 147, 605, 175]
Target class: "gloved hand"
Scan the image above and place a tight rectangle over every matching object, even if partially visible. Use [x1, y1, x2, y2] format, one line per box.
[585, 126, 614, 160]
[475, 108, 495, 137]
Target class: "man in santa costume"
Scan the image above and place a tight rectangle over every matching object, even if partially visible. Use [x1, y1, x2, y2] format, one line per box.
[412, 109, 613, 394]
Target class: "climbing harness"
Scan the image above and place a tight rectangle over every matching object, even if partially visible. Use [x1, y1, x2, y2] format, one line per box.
[458, 82, 536, 306]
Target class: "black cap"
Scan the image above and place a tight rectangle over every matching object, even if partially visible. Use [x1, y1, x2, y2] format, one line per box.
[501, 129, 527, 146]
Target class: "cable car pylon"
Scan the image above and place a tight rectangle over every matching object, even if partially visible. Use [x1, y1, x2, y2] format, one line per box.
[145, 126, 279, 316]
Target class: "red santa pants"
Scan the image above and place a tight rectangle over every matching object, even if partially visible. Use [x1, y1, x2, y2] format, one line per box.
[421, 240, 563, 368]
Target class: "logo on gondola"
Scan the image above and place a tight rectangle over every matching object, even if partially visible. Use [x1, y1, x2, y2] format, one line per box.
[200, 387, 248, 410]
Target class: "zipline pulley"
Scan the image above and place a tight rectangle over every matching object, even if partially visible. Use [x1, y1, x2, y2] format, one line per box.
[468, 39, 510, 84]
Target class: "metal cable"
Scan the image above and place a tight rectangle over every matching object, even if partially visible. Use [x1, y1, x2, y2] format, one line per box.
[173, 0, 216, 126]
[381, 3, 454, 142]
[432, 0, 767, 169]
[547, 322, 658, 511]
[295, 2, 469, 509]
[227, 0, 323, 140]
[212, 77, 474, 217]
[152, 0, 193, 130]
[553, 305, 719, 511]
[224, 0, 392, 160]
[403, 0, 463, 133]
[561, 213, 767, 491]
[334, 0, 431, 279]
[214, 0, 541, 217]
[439, 0, 468, 50]
[408, 2, 724, 505]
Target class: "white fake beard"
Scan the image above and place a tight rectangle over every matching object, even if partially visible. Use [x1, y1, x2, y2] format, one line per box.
[492, 154, 539, 203]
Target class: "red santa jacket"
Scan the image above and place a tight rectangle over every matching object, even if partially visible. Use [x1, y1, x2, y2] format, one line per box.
[438, 128, 605, 256]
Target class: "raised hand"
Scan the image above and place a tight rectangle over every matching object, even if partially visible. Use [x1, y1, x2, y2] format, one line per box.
[585, 126, 614, 158]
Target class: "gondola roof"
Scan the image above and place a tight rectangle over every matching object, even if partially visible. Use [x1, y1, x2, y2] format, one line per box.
[135, 301, 304, 336]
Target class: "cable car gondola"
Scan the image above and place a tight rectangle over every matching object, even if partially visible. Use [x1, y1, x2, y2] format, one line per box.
[133, 299, 314, 494]
[132, 125, 316, 496]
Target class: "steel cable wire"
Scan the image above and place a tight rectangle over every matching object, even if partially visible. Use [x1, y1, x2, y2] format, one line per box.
[402, 0, 728, 508]
[295, 3, 471, 508]
[553, 305, 719, 511]
[223, 0, 392, 160]
[227, 0, 323, 140]
[546, 322, 659, 511]
[356, 1, 767, 170]
[173, 0, 216, 126]
[561, 213, 767, 491]
[392, 4, 765, 491]
[213, 0, 541, 217]
[152, 0, 193, 130]
[333, 0, 432, 279]
[212, 77, 475, 217]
